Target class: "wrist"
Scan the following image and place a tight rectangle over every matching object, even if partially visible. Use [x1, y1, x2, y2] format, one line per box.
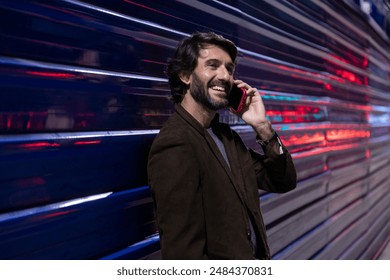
[256, 131, 277, 147]
[252, 120, 274, 140]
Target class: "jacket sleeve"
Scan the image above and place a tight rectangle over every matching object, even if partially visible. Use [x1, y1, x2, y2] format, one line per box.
[250, 135, 297, 193]
[147, 131, 207, 259]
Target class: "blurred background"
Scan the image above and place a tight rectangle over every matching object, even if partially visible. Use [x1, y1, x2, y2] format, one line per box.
[0, 0, 389, 259]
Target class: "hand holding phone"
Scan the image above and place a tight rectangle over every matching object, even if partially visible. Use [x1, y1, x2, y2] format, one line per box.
[228, 83, 247, 113]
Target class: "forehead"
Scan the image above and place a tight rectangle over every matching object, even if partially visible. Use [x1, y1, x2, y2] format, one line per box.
[198, 44, 233, 63]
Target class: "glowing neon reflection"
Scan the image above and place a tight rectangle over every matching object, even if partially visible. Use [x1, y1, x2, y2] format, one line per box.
[19, 142, 61, 149]
[14, 140, 102, 149]
[26, 71, 76, 79]
[292, 142, 363, 159]
[280, 132, 326, 146]
[335, 69, 363, 85]
[73, 140, 101, 145]
[326, 130, 370, 141]
[37, 210, 76, 220]
[267, 106, 325, 123]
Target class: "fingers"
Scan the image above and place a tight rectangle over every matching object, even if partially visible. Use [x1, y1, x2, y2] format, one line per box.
[246, 88, 257, 97]
[233, 80, 258, 97]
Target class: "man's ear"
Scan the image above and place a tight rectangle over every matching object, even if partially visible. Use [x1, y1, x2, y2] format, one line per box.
[179, 72, 191, 85]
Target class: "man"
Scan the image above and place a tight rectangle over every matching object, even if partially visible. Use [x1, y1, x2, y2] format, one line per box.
[148, 32, 296, 259]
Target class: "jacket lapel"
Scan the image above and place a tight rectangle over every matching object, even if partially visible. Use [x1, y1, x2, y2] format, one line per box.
[213, 122, 248, 202]
[175, 104, 247, 204]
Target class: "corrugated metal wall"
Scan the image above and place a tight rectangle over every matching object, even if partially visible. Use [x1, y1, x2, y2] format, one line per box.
[0, 0, 389, 259]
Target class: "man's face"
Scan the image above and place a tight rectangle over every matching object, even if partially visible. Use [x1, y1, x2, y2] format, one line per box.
[188, 45, 235, 111]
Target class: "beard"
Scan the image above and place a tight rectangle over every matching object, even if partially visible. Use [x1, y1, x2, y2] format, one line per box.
[189, 72, 229, 111]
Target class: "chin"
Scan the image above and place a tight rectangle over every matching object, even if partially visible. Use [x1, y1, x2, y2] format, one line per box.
[208, 100, 228, 111]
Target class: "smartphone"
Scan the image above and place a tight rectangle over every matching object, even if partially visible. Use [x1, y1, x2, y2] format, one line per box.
[228, 84, 247, 113]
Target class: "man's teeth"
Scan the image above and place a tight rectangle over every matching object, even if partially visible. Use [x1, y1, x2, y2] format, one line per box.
[211, 86, 225, 91]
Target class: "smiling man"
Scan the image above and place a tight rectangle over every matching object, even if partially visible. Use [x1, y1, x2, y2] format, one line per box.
[147, 32, 297, 259]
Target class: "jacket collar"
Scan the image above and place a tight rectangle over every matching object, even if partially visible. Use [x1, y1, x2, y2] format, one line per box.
[174, 104, 232, 175]
[174, 103, 220, 135]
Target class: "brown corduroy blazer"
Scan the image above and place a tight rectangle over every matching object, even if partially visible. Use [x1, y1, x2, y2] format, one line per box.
[148, 104, 296, 259]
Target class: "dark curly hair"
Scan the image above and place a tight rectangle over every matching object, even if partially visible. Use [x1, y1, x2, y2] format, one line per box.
[165, 32, 238, 103]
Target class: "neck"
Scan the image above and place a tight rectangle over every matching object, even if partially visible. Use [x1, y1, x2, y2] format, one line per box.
[181, 93, 216, 128]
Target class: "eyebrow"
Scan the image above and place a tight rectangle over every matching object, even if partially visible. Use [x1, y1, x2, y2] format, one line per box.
[205, 58, 220, 65]
[205, 59, 235, 69]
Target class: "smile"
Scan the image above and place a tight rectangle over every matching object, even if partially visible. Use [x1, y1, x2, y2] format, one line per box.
[210, 86, 226, 92]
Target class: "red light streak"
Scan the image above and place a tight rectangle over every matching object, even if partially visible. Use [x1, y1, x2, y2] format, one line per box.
[20, 142, 61, 148]
[35, 210, 76, 221]
[142, 59, 167, 65]
[292, 142, 363, 159]
[363, 76, 368, 86]
[247, 56, 359, 89]
[7, 116, 12, 129]
[280, 132, 326, 146]
[335, 69, 362, 84]
[266, 106, 323, 123]
[323, 165, 328, 171]
[362, 56, 369, 68]
[328, 74, 346, 84]
[124, 0, 181, 19]
[73, 140, 101, 145]
[267, 107, 320, 116]
[26, 114, 32, 130]
[326, 130, 370, 141]
[326, 53, 365, 85]
[26, 71, 76, 78]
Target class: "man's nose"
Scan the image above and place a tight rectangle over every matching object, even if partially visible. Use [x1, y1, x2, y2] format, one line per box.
[217, 66, 230, 80]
